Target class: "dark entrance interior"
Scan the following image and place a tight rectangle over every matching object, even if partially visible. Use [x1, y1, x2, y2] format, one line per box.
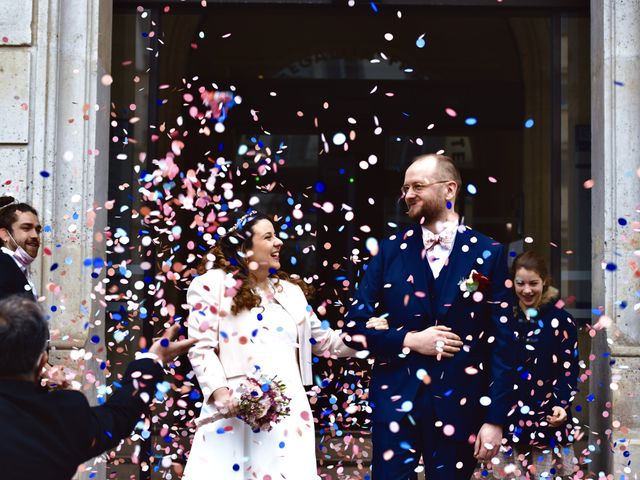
[108, 2, 589, 477]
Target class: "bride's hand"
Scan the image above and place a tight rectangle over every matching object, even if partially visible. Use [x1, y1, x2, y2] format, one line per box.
[210, 387, 239, 417]
[366, 316, 389, 330]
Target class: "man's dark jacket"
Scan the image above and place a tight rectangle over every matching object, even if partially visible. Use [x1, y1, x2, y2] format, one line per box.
[0, 250, 31, 300]
[0, 358, 163, 480]
[344, 224, 516, 442]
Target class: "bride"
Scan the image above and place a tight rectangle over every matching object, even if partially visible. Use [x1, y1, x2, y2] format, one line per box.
[183, 211, 385, 479]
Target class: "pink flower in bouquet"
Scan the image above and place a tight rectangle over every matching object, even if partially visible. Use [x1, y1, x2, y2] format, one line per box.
[237, 374, 291, 432]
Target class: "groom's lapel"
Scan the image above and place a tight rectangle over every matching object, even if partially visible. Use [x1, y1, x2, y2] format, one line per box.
[434, 227, 478, 320]
[399, 225, 434, 318]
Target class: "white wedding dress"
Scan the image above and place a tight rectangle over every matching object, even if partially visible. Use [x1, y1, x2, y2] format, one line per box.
[183, 289, 319, 479]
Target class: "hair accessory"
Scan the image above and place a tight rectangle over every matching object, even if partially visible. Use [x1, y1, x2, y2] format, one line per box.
[0, 197, 18, 212]
[225, 211, 258, 236]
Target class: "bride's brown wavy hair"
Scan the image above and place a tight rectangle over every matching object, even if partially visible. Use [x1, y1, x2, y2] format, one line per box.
[197, 211, 312, 315]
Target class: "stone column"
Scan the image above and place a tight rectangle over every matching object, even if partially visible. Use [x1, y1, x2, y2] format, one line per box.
[591, 0, 640, 477]
[0, 0, 112, 478]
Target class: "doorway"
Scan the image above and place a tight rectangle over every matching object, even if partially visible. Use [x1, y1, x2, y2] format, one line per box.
[108, 3, 590, 477]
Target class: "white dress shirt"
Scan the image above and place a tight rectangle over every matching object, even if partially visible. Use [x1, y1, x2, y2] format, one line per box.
[421, 221, 458, 279]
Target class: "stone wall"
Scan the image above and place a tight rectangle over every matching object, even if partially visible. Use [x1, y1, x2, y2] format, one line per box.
[591, 0, 640, 477]
[0, 0, 112, 478]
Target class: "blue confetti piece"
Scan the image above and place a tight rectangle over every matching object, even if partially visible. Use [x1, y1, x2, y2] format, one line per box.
[614, 80, 624, 86]
[160, 338, 169, 347]
[90, 335, 100, 344]
[40, 171, 50, 178]
[524, 118, 535, 128]
[156, 381, 171, 393]
[618, 217, 628, 226]
[416, 35, 426, 48]
[465, 117, 478, 126]
[370, 1, 378, 12]
[466, 184, 477, 195]
[605, 263, 617, 271]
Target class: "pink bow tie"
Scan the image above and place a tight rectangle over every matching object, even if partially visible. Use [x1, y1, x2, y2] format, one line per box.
[423, 228, 455, 251]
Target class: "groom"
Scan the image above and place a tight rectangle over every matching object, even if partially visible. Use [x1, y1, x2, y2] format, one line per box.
[345, 154, 515, 479]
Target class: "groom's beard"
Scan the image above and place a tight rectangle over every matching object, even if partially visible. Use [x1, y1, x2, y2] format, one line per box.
[406, 197, 446, 224]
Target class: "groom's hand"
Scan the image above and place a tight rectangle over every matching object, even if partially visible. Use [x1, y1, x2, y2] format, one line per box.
[403, 325, 463, 358]
[474, 423, 502, 460]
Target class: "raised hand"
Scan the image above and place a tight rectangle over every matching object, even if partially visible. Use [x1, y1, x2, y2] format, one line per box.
[149, 323, 197, 364]
[41, 364, 71, 391]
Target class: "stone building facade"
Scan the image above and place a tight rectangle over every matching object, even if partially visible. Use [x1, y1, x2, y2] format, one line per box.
[0, 0, 637, 478]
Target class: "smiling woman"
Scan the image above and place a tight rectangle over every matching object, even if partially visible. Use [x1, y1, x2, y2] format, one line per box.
[184, 210, 359, 479]
[488, 250, 581, 479]
[196, 211, 307, 314]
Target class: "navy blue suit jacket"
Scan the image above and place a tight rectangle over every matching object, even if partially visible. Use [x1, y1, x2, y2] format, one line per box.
[345, 224, 516, 442]
[511, 301, 579, 446]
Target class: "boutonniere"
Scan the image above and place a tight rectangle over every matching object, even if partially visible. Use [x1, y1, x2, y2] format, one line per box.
[459, 269, 490, 299]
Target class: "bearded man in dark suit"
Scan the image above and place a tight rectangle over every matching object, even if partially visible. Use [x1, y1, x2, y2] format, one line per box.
[345, 154, 516, 479]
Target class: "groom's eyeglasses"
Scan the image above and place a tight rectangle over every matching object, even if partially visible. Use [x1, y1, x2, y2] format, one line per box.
[400, 180, 451, 197]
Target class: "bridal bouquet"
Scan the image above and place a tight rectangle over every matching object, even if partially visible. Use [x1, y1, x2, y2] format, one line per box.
[237, 374, 291, 432]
